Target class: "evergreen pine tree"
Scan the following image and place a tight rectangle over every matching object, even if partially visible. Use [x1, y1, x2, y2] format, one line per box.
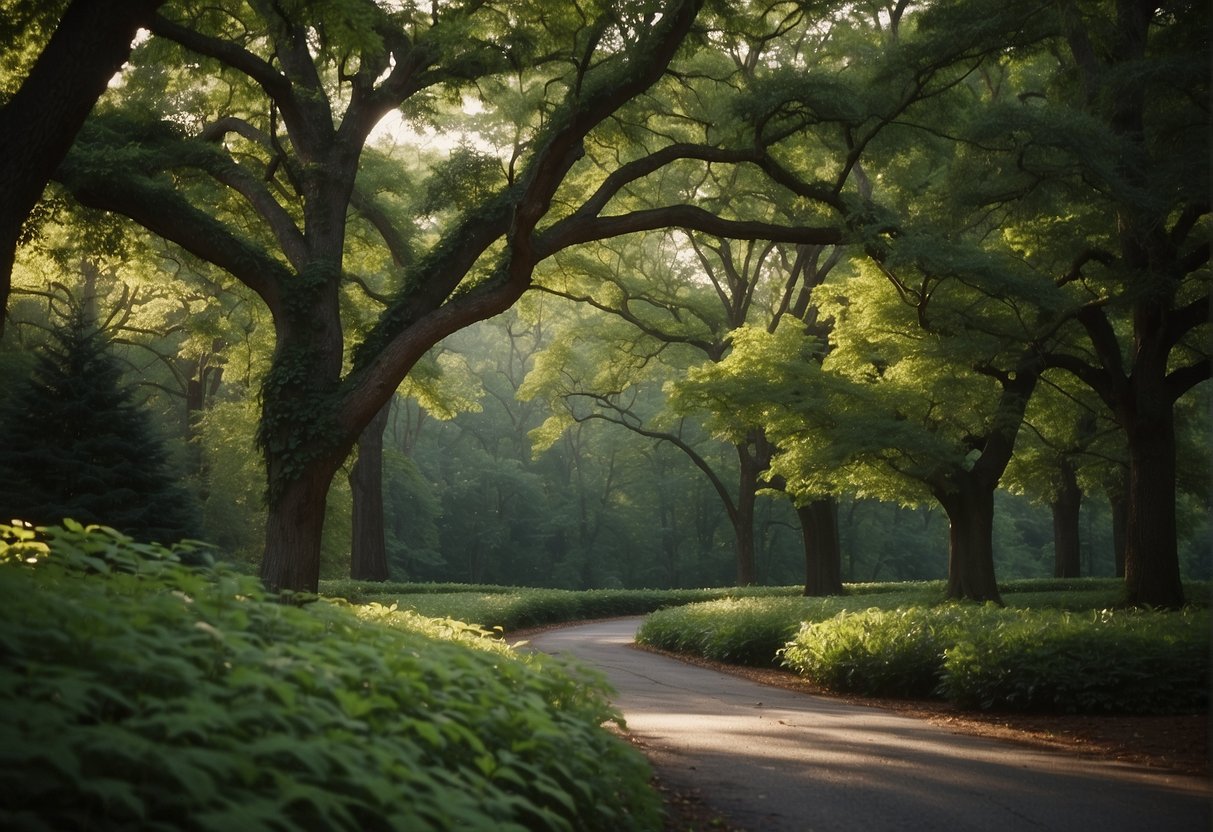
[0, 308, 197, 542]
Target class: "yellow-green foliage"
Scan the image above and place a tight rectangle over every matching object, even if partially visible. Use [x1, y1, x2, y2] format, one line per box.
[783, 604, 1210, 713]
[0, 523, 660, 831]
[323, 579, 800, 632]
[636, 586, 942, 666]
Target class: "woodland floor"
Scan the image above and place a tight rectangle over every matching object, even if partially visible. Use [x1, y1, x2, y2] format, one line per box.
[647, 648, 1209, 832]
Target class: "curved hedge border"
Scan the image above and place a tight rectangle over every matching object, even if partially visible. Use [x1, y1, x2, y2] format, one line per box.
[0, 522, 660, 831]
[636, 588, 944, 667]
[783, 605, 1209, 714]
[323, 580, 801, 633]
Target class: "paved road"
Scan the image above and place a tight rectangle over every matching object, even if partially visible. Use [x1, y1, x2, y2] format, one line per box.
[528, 618, 1211, 832]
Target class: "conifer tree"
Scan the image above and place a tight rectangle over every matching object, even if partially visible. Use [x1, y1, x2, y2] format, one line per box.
[0, 308, 196, 542]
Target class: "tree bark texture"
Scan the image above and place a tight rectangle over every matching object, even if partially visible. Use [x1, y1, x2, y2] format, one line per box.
[259, 463, 334, 593]
[732, 442, 762, 586]
[1052, 459, 1082, 579]
[349, 401, 391, 581]
[797, 498, 843, 596]
[0, 0, 166, 335]
[936, 482, 1001, 604]
[1122, 400, 1184, 606]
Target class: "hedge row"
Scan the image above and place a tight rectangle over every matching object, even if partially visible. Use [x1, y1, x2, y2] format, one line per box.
[783, 604, 1210, 713]
[323, 580, 801, 633]
[636, 588, 944, 666]
[0, 523, 660, 831]
[638, 589, 1209, 714]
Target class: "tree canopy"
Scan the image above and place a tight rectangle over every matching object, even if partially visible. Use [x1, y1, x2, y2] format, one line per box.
[0, 0, 1206, 603]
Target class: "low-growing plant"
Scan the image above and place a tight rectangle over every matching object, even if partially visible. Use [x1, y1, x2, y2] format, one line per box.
[0, 522, 661, 831]
[336, 584, 803, 633]
[940, 607, 1211, 714]
[781, 605, 990, 697]
[638, 597, 841, 666]
[780, 601, 1210, 713]
[636, 587, 947, 667]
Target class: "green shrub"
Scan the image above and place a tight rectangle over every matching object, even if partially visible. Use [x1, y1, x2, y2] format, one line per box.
[636, 586, 946, 667]
[781, 605, 988, 697]
[0, 522, 660, 831]
[638, 598, 837, 666]
[779, 601, 1210, 713]
[940, 607, 1211, 714]
[332, 583, 802, 634]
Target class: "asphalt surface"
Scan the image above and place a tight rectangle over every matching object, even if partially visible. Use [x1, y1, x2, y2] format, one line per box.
[528, 617, 1211, 832]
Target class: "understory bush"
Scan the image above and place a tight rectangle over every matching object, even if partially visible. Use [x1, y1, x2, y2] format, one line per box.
[782, 604, 1209, 713]
[638, 597, 844, 666]
[636, 587, 945, 667]
[781, 605, 981, 697]
[324, 580, 800, 633]
[938, 607, 1210, 713]
[0, 522, 660, 831]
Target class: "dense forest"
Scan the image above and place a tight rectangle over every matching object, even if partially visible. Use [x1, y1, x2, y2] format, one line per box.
[0, 0, 1208, 603]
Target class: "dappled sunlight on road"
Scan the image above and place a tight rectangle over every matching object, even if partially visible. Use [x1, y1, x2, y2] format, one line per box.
[531, 617, 1211, 832]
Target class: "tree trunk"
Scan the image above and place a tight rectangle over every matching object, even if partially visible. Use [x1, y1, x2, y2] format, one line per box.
[733, 496, 757, 586]
[1052, 459, 1082, 579]
[936, 482, 1001, 603]
[733, 443, 761, 586]
[349, 401, 391, 581]
[0, 0, 167, 336]
[797, 497, 843, 596]
[260, 463, 334, 593]
[1122, 401, 1184, 607]
[1110, 490, 1127, 578]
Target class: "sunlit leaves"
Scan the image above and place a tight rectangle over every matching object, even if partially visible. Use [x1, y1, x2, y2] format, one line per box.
[0, 523, 661, 831]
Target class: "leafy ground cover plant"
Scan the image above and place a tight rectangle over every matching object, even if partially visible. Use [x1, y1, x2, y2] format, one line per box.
[938, 607, 1210, 713]
[636, 587, 945, 667]
[325, 581, 800, 633]
[638, 579, 1209, 713]
[783, 604, 1209, 713]
[0, 522, 660, 831]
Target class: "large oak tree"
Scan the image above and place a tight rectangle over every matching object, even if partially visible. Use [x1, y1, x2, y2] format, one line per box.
[54, 0, 839, 591]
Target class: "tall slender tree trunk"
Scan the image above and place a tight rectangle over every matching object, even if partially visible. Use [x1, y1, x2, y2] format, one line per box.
[349, 401, 391, 581]
[733, 494, 757, 586]
[733, 442, 761, 586]
[796, 497, 842, 596]
[1110, 490, 1128, 578]
[1052, 459, 1082, 578]
[935, 480, 1001, 603]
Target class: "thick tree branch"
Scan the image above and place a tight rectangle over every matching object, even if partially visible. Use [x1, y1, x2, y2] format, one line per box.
[0, 0, 167, 336]
[540, 206, 843, 254]
[1165, 358, 1211, 400]
[55, 158, 287, 313]
[577, 144, 766, 219]
[1074, 303, 1125, 382]
[350, 188, 414, 269]
[1042, 351, 1118, 410]
[1165, 294, 1211, 350]
[190, 145, 308, 268]
[1057, 247, 1117, 286]
[149, 14, 291, 108]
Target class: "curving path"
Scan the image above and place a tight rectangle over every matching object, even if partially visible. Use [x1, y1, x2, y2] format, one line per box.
[528, 618, 1210, 832]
